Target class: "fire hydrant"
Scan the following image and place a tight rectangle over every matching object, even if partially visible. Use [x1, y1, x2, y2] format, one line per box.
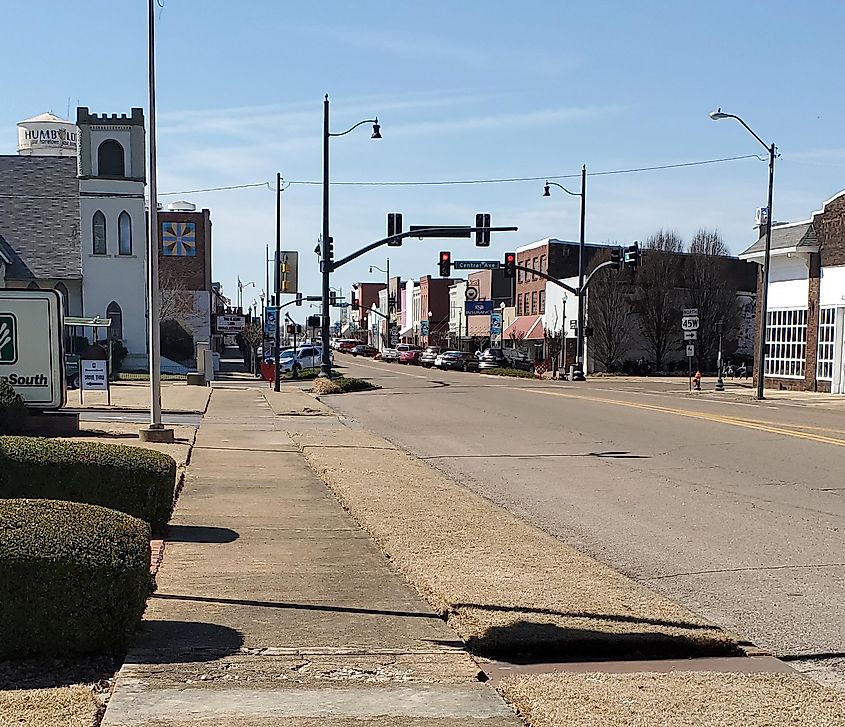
[693, 370, 702, 391]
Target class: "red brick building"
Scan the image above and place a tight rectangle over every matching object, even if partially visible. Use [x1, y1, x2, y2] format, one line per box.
[419, 275, 455, 346]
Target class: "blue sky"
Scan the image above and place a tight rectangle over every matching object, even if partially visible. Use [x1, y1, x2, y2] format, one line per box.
[2, 1, 844, 317]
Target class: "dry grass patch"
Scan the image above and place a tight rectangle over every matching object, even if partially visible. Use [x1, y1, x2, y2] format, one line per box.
[290, 427, 739, 660]
[499, 672, 845, 727]
[0, 685, 100, 727]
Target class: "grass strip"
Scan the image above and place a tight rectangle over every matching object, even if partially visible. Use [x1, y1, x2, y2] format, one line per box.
[0, 685, 100, 727]
[499, 672, 845, 727]
[291, 427, 740, 661]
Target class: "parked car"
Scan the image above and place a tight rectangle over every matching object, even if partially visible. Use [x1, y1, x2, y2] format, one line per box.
[351, 344, 378, 357]
[419, 346, 441, 368]
[337, 340, 358, 353]
[380, 347, 400, 363]
[434, 350, 480, 372]
[399, 345, 423, 364]
[273, 345, 331, 377]
[478, 347, 533, 371]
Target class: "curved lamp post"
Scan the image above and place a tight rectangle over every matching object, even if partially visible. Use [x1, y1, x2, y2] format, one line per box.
[710, 108, 775, 400]
[321, 94, 381, 377]
[544, 165, 587, 380]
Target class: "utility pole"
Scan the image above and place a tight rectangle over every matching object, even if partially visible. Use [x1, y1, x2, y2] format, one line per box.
[274, 172, 282, 392]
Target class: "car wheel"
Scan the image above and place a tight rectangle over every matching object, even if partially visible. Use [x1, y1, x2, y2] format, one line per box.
[291, 364, 301, 379]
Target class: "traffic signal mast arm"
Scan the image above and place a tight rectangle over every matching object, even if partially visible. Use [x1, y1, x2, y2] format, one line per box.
[512, 264, 578, 296]
[331, 225, 518, 271]
[273, 295, 323, 311]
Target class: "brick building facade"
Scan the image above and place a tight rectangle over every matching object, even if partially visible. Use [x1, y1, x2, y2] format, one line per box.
[740, 191, 845, 393]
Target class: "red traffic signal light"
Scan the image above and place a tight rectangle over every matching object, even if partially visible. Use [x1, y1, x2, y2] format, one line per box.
[504, 252, 516, 278]
[439, 250, 452, 277]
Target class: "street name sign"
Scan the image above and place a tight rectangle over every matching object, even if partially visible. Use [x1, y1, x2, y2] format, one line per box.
[465, 300, 494, 316]
[465, 287, 479, 301]
[453, 260, 501, 270]
[0, 290, 64, 408]
[681, 316, 700, 331]
[81, 360, 108, 391]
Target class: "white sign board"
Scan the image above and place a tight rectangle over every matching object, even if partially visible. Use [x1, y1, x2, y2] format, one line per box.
[681, 316, 700, 331]
[682, 308, 699, 317]
[684, 330, 698, 341]
[0, 290, 64, 408]
[81, 360, 108, 391]
[216, 314, 246, 334]
[686, 344, 696, 357]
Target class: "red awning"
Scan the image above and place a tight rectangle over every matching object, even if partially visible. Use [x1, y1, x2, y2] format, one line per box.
[502, 315, 544, 341]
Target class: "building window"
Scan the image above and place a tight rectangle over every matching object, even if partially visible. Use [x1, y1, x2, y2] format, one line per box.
[539, 290, 545, 314]
[518, 267, 523, 283]
[540, 255, 546, 274]
[532, 257, 539, 279]
[517, 295, 522, 315]
[531, 291, 537, 315]
[817, 307, 836, 381]
[764, 308, 807, 378]
[118, 211, 132, 255]
[98, 139, 125, 177]
[93, 211, 107, 255]
[523, 293, 529, 315]
[107, 301, 123, 341]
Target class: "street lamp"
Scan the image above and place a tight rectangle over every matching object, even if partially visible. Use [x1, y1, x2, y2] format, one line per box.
[321, 94, 381, 377]
[544, 165, 587, 380]
[710, 108, 776, 400]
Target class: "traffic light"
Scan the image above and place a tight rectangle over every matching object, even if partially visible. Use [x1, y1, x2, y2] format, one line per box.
[610, 247, 622, 269]
[504, 251, 516, 278]
[295, 292, 303, 306]
[623, 242, 640, 271]
[351, 298, 359, 311]
[387, 213, 403, 247]
[475, 213, 491, 247]
[286, 323, 295, 334]
[439, 251, 452, 277]
[329, 290, 337, 307]
[296, 324, 303, 335]
[307, 315, 320, 328]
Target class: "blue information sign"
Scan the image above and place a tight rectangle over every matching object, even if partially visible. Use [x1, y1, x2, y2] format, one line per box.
[264, 307, 279, 336]
[465, 300, 494, 316]
[420, 320, 430, 335]
[490, 311, 502, 335]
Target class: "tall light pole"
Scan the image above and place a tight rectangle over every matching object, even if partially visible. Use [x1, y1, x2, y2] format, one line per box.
[544, 165, 587, 380]
[141, 0, 172, 443]
[710, 109, 775, 400]
[320, 94, 381, 377]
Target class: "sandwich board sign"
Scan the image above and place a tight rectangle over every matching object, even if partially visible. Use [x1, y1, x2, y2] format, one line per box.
[0, 290, 64, 408]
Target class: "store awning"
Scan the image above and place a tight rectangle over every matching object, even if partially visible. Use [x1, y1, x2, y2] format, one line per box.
[503, 315, 544, 341]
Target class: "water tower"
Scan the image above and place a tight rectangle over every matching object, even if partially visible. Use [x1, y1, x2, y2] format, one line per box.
[17, 112, 78, 157]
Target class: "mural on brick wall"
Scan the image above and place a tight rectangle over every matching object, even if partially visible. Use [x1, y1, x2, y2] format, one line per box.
[162, 221, 196, 256]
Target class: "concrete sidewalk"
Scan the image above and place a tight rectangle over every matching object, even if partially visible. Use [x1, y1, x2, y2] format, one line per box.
[102, 387, 517, 726]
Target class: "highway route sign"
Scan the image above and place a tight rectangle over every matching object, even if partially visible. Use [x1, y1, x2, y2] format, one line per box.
[684, 330, 697, 341]
[682, 308, 699, 317]
[681, 316, 700, 331]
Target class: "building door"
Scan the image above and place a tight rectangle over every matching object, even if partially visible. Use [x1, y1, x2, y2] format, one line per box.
[836, 307, 845, 395]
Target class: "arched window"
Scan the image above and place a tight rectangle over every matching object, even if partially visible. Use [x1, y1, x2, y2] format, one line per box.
[97, 139, 125, 177]
[55, 283, 69, 313]
[26, 281, 39, 290]
[118, 211, 132, 255]
[107, 301, 123, 341]
[93, 211, 107, 255]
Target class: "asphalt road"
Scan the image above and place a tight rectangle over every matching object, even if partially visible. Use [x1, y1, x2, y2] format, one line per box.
[328, 356, 845, 688]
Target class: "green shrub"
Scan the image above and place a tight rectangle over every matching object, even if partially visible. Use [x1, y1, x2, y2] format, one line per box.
[0, 437, 177, 532]
[0, 499, 151, 658]
[110, 338, 128, 374]
[0, 380, 28, 434]
[479, 367, 536, 378]
[313, 376, 378, 395]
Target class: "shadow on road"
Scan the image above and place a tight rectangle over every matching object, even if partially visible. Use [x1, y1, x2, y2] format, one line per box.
[127, 621, 244, 663]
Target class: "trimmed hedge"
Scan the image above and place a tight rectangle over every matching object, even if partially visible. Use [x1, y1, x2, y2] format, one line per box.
[0, 499, 151, 657]
[0, 380, 28, 434]
[479, 367, 536, 378]
[0, 437, 177, 531]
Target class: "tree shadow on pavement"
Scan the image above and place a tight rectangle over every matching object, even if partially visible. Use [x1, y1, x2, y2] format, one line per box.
[126, 621, 245, 664]
[165, 525, 239, 544]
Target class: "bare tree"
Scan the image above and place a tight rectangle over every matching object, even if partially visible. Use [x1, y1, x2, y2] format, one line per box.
[630, 230, 684, 370]
[241, 320, 263, 374]
[544, 305, 565, 377]
[587, 249, 634, 372]
[508, 329, 527, 351]
[686, 228, 741, 370]
[159, 269, 199, 323]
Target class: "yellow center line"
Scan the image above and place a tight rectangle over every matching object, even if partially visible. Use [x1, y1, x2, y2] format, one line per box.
[517, 388, 845, 448]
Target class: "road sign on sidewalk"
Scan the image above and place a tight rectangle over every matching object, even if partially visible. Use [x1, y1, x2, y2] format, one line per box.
[684, 330, 697, 341]
[686, 344, 695, 357]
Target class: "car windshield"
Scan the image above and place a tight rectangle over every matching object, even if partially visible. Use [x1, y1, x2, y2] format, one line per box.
[424, 347, 440, 354]
[444, 351, 461, 357]
[279, 350, 296, 359]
